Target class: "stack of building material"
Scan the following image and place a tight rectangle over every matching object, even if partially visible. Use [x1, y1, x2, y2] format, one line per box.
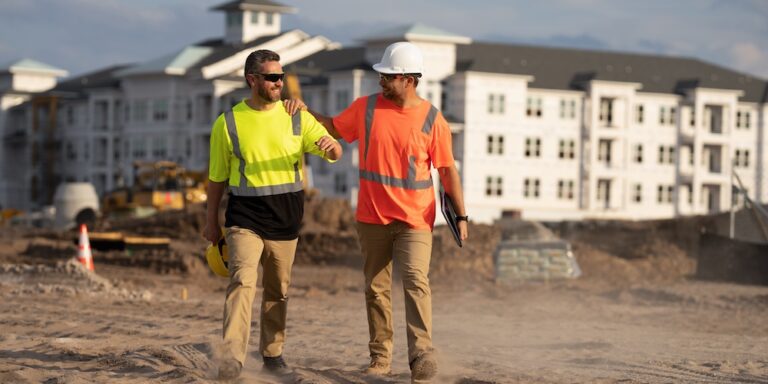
[494, 218, 581, 282]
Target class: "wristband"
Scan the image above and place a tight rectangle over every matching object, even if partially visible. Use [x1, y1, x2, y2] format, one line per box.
[455, 215, 468, 222]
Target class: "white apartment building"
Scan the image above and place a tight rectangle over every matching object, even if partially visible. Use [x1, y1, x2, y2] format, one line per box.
[296, 28, 767, 222]
[1, 0, 766, 224]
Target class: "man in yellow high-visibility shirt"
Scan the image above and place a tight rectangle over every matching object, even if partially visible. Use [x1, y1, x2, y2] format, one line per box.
[203, 49, 342, 380]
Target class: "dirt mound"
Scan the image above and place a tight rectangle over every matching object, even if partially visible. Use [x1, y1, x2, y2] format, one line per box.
[0, 194, 710, 287]
[557, 219, 703, 287]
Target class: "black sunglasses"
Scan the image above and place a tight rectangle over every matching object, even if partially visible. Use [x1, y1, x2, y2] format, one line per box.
[253, 73, 285, 82]
[379, 73, 421, 81]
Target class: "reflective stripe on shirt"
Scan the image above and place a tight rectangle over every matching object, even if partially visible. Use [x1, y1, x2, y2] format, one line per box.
[360, 94, 437, 190]
[224, 109, 303, 197]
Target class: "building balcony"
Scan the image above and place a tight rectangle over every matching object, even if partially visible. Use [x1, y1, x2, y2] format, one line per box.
[678, 165, 694, 182]
[679, 127, 695, 143]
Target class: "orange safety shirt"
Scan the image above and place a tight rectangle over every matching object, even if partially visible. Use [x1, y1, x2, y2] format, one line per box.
[333, 94, 455, 230]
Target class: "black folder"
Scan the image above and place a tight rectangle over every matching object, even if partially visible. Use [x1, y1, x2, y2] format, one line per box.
[440, 189, 462, 247]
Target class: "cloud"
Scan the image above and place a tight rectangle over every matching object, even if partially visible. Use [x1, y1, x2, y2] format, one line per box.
[68, 0, 175, 27]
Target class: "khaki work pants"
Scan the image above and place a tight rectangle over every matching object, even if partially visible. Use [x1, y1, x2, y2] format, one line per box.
[222, 226, 297, 365]
[357, 221, 434, 364]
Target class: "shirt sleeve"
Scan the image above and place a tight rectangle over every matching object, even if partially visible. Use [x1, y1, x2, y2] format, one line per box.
[331, 96, 367, 143]
[301, 110, 338, 163]
[429, 111, 455, 169]
[208, 114, 231, 183]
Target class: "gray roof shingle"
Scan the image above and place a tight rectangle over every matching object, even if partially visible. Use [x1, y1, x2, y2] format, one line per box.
[291, 41, 768, 103]
[211, 0, 295, 13]
[457, 42, 767, 103]
[51, 65, 131, 95]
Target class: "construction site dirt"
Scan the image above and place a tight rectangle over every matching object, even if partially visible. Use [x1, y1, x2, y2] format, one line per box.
[1, 195, 766, 383]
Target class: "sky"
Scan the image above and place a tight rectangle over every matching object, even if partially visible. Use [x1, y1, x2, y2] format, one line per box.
[0, 0, 766, 80]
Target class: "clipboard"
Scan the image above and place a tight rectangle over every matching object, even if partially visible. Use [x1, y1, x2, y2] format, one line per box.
[440, 189, 463, 247]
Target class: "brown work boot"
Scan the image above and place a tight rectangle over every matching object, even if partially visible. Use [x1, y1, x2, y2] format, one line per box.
[217, 358, 242, 380]
[410, 352, 437, 383]
[363, 358, 391, 375]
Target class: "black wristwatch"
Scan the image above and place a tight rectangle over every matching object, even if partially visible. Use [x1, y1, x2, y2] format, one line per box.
[455, 215, 469, 222]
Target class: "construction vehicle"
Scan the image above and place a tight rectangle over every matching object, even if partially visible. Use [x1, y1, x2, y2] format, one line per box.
[102, 161, 207, 217]
[1, 208, 23, 226]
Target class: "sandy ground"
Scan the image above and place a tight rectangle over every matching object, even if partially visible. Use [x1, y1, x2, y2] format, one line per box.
[1, 246, 767, 384]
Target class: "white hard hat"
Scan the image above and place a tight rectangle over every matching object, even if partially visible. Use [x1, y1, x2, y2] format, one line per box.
[372, 42, 424, 74]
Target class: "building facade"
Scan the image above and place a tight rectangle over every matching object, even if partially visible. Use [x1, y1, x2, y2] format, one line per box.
[296, 27, 767, 223]
[1, 0, 766, 223]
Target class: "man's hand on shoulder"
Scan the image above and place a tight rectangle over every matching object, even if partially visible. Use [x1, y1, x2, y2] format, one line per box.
[283, 98, 307, 115]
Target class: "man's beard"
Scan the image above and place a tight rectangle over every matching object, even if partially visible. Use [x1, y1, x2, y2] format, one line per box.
[258, 85, 281, 103]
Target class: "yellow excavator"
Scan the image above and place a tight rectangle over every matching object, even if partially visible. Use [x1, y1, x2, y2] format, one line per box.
[102, 161, 207, 217]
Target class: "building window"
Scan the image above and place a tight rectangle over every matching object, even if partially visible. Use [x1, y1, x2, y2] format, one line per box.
[636, 104, 644, 124]
[658, 145, 675, 164]
[734, 149, 750, 168]
[132, 99, 149, 122]
[634, 144, 643, 163]
[633, 184, 642, 203]
[152, 137, 167, 158]
[523, 178, 540, 198]
[685, 184, 693, 204]
[736, 110, 751, 129]
[334, 172, 347, 194]
[597, 139, 612, 164]
[525, 137, 541, 158]
[153, 99, 168, 121]
[560, 99, 576, 119]
[131, 137, 147, 159]
[558, 139, 575, 159]
[66, 141, 77, 160]
[486, 176, 503, 196]
[597, 179, 611, 207]
[599, 98, 613, 125]
[659, 106, 676, 125]
[690, 108, 696, 127]
[657, 185, 674, 203]
[557, 179, 574, 200]
[487, 94, 494, 114]
[335, 90, 349, 112]
[526, 97, 542, 117]
[488, 93, 505, 114]
[113, 138, 121, 161]
[487, 135, 504, 155]
[265, 12, 274, 26]
[227, 12, 242, 27]
[66, 106, 75, 125]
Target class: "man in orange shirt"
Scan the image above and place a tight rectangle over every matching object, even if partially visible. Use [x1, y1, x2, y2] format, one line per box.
[297, 41, 468, 383]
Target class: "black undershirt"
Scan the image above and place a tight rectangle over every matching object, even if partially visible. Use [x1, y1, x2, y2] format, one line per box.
[225, 190, 304, 240]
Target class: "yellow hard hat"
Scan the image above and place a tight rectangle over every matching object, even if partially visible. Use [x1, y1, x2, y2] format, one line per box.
[205, 235, 229, 278]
